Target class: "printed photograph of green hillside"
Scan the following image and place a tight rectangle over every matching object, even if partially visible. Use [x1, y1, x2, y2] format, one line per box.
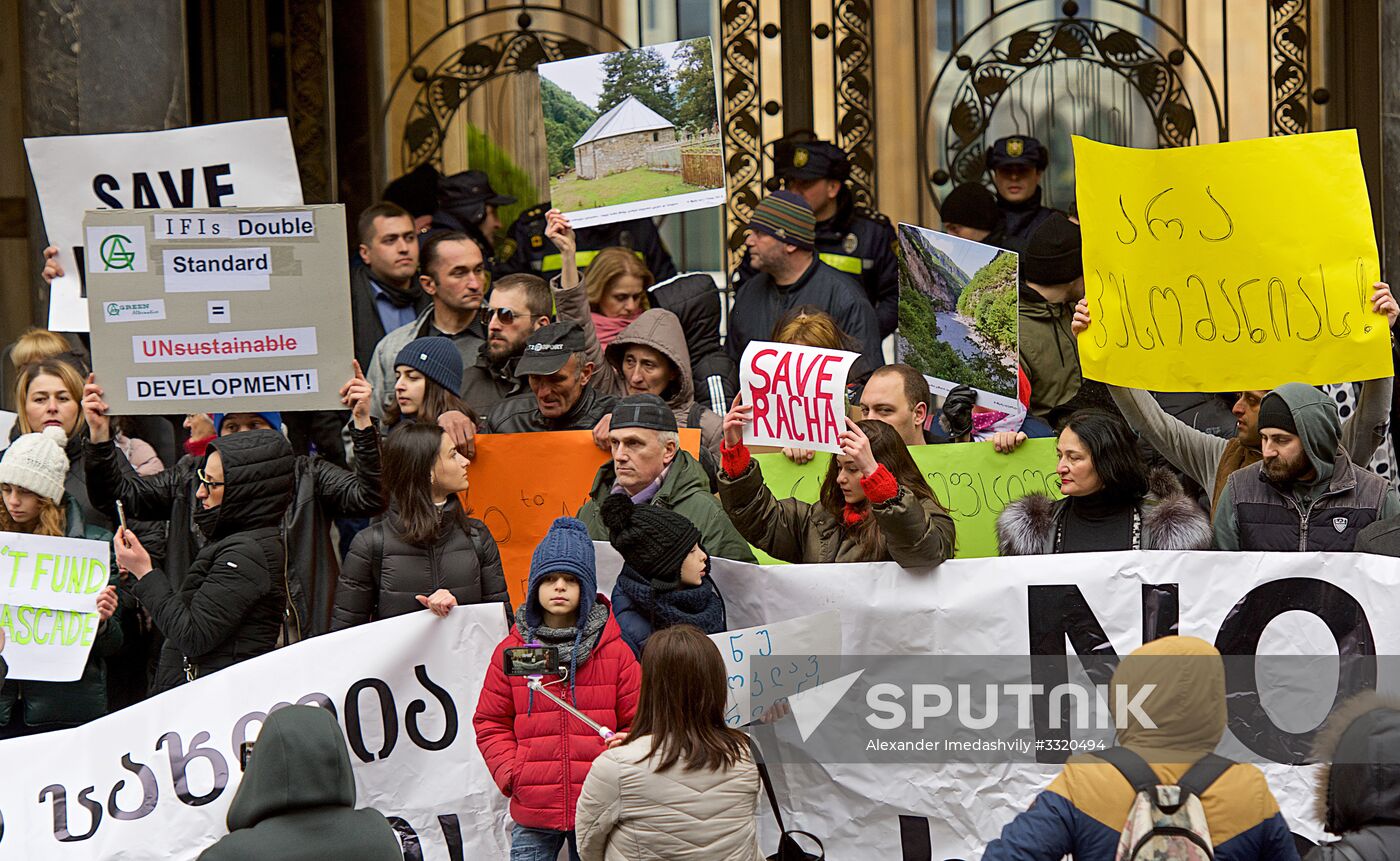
[896, 223, 1018, 400]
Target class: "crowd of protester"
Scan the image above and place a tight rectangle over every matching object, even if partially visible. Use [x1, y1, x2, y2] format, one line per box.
[10, 130, 1400, 861]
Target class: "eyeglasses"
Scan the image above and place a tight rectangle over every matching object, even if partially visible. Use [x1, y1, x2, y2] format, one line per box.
[196, 468, 225, 491]
[482, 306, 519, 325]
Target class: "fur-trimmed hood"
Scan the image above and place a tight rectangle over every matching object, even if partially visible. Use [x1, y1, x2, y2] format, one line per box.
[1312, 691, 1400, 836]
[996, 467, 1213, 555]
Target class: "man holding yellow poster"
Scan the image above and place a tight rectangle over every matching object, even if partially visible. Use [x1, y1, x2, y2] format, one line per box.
[1073, 131, 1392, 391]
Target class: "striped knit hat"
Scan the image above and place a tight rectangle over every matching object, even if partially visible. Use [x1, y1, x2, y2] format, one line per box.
[748, 190, 815, 251]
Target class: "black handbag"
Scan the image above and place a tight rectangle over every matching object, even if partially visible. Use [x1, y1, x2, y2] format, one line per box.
[751, 741, 825, 861]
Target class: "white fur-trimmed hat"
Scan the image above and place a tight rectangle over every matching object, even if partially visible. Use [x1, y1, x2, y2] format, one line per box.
[0, 426, 70, 503]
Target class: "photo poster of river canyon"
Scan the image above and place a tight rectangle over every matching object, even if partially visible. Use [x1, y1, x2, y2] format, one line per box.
[895, 222, 1020, 415]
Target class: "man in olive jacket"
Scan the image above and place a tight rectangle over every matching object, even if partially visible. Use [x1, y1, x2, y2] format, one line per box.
[577, 394, 755, 563]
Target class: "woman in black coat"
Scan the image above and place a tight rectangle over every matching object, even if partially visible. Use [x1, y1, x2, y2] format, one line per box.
[115, 430, 295, 692]
[331, 422, 507, 629]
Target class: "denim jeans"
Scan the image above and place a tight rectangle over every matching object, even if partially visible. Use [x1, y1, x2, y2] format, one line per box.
[510, 824, 580, 861]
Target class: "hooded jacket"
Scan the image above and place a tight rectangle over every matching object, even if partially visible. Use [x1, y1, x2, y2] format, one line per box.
[473, 595, 641, 832]
[1215, 383, 1400, 551]
[552, 278, 724, 457]
[648, 273, 739, 414]
[983, 637, 1300, 861]
[197, 705, 401, 861]
[577, 450, 757, 564]
[330, 498, 509, 629]
[0, 494, 122, 729]
[996, 468, 1214, 554]
[132, 430, 295, 692]
[483, 383, 617, 434]
[1304, 693, 1400, 860]
[1018, 284, 1118, 428]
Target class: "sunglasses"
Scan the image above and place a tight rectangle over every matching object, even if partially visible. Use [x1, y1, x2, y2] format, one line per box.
[196, 468, 225, 491]
[482, 306, 521, 325]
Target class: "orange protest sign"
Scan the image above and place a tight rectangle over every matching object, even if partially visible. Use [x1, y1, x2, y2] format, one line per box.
[462, 428, 701, 609]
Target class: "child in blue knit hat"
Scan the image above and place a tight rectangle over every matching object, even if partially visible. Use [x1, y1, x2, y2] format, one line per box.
[473, 517, 640, 860]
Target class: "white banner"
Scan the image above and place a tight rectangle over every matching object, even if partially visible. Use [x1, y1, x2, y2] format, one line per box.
[0, 532, 109, 682]
[0, 605, 511, 860]
[24, 118, 302, 332]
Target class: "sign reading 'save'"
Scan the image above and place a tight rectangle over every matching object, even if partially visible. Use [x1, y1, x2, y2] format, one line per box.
[739, 341, 859, 453]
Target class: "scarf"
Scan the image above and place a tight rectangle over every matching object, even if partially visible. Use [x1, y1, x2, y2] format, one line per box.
[613, 569, 726, 635]
[615, 465, 669, 505]
[374, 277, 423, 308]
[184, 434, 215, 458]
[591, 311, 635, 349]
[514, 600, 610, 704]
[842, 503, 868, 527]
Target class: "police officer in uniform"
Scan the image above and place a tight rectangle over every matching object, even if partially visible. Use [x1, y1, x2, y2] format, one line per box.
[496, 204, 677, 282]
[731, 138, 900, 338]
[985, 135, 1058, 247]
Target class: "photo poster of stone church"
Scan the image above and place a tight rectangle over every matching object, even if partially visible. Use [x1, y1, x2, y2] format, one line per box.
[538, 36, 725, 228]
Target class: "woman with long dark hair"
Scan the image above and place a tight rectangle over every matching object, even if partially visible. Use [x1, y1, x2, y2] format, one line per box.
[575, 625, 761, 861]
[995, 409, 1212, 554]
[718, 401, 955, 566]
[331, 422, 506, 628]
[382, 336, 473, 430]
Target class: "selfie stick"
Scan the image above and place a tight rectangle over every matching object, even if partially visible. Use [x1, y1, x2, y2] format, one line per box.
[527, 677, 615, 741]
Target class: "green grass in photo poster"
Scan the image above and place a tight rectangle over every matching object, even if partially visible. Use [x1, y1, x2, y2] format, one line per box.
[466, 123, 539, 232]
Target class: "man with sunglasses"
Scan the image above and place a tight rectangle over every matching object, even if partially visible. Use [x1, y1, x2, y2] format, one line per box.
[461, 274, 555, 417]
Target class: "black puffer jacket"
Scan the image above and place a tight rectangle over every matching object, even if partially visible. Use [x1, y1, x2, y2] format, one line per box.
[86, 423, 385, 636]
[132, 431, 295, 692]
[648, 273, 738, 415]
[330, 498, 509, 629]
[1305, 693, 1400, 861]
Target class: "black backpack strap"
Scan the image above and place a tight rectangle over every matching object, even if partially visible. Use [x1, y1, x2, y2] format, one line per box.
[1095, 746, 1161, 793]
[687, 402, 705, 428]
[749, 738, 789, 833]
[1177, 753, 1235, 799]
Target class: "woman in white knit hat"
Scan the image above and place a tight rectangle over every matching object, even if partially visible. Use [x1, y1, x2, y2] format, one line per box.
[0, 426, 120, 736]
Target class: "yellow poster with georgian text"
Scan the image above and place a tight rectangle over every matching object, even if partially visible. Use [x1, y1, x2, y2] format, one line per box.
[1073, 131, 1388, 391]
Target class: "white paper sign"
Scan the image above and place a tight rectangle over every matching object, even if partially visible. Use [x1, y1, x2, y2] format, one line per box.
[24, 118, 302, 331]
[709, 610, 840, 727]
[0, 532, 109, 682]
[739, 340, 859, 453]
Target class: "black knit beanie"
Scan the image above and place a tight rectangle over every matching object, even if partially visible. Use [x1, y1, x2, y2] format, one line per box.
[1258, 392, 1298, 435]
[599, 493, 701, 592]
[1021, 213, 1083, 285]
[940, 183, 1003, 233]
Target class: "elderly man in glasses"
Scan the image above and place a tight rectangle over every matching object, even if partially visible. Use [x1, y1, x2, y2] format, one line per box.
[459, 273, 554, 417]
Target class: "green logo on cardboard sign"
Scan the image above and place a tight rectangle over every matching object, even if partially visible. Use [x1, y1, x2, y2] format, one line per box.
[106, 303, 119, 316]
[99, 234, 136, 271]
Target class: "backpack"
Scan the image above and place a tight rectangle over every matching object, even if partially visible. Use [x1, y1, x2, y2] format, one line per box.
[1096, 747, 1235, 861]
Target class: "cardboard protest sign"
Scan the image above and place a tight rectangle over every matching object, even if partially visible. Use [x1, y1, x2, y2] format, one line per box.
[464, 429, 700, 607]
[740, 341, 860, 454]
[896, 223, 1020, 415]
[1074, 131, 1389, 390]
[538, 36, 725, 228]
[749, 437, 1061, 561]
[24, 119, 302, 332]
[709, 610, 840, 728]
[0, 533, 110, 682]
[82, 206, 354, 414]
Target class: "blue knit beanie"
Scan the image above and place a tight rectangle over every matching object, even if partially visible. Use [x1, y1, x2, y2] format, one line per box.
[525, 517, 597, 631]
[212, 412, 283, 434]
[394, 336, 463, 395]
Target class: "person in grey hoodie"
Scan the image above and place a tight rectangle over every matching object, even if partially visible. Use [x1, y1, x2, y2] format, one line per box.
[1304, 692, 1400, 861]
[1214, 383, 1400, 551]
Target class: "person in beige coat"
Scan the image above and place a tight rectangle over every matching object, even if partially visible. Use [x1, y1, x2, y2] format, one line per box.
[575, 625, 762, 861]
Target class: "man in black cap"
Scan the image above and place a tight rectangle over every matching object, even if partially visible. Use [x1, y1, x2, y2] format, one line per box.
[481, 321, 616, 433]
[431, 170, 516, 257]
[495, 206, 677, 282]
[986, 134, 1057, 245]
[939, 182, 1010, 248]
[732, 137, 901, 338]
[576, 393, 755, 562]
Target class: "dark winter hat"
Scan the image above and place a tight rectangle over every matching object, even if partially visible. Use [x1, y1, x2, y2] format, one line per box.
[600, 493, 701, 592]
[939, 183, 1003, 233]
[1258, 392, 1299, 436]
[394, 336, 464, 394]
[515, 321, 587, 378]
[526, 517, 598, 630]
[212, 412, 283, 434]
[437, 170, 516, 226]
[611, 393, 677, 433]
[986, 135, 1049, 171]
[383, 164, 441, 218]
[1021, 213, 1083, 286]
[776, 139, 851, 182]
[748, 191, 816, 251]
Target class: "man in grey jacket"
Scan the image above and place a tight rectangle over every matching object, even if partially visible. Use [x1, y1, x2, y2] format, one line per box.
[1071, 287, 1397, 516]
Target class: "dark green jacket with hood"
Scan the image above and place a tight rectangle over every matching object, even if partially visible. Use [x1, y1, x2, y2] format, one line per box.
[1304, 693, 1400, 861]
[1017, 283, 1116, 428]
[1215, 383, 1400, 551]
[198, 705, 402, 861]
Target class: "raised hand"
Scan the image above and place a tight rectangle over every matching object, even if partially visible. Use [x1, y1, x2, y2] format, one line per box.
[837, 417, 877, 477]
[340, 361, 373, 429]
[1071, 298, 1092, 337]
[722, 394, 751, 449]
[82, 373, 112, 443]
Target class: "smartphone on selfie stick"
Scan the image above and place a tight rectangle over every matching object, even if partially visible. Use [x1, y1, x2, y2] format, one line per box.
[502, 645, 616, 741]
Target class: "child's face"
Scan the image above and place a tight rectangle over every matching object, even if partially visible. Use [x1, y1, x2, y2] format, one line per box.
[537, 573, 581, 619]
[679, 544, 708, 587]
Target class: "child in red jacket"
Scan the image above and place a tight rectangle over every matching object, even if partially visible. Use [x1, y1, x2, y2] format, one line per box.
[473, 517, 641, 860]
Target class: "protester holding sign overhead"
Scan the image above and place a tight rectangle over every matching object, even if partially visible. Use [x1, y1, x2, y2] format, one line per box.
[996, 410, 1212, 554]
[115, 429, 295, 691]
[0, 428, 120, 735]
[719, 400, 954, 567]
[83, 364, 385, 637]
[331, 422, 507, 630]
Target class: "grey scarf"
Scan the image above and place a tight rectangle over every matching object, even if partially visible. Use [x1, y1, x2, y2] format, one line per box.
[514, 601, 610, 670]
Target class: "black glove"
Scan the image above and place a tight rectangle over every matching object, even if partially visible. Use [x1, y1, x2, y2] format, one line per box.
[940, 385, 977, 441]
